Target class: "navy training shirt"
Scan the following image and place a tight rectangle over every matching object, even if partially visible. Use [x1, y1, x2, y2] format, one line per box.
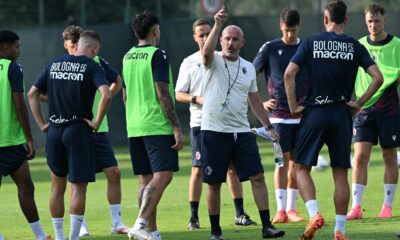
[98, 57, 118, 85]
[34, 54, 108, 125]
[291, 31, 375, 107]
[253, 38, 308, 118]
[9, 62, 24, 92]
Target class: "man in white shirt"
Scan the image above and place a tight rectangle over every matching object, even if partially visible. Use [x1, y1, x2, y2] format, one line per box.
[200, 8, 285, 240]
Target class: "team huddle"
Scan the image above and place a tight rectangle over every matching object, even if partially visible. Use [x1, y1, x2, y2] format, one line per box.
[0, 0, 399, 240]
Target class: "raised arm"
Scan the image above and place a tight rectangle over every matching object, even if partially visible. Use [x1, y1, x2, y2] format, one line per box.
[248, 92, 279, 142]
[155, 81, 183, 151]
[13, 92, 35, 159]
[202, 8, 228, 67]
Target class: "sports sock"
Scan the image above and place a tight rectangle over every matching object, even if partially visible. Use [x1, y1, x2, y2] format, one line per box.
[109, 204, 123, 227]
[151, 230, 161, 239]
[351, 183, 365, 207]
[233, 198, 244, 217]
[69, 214, 84, 240]
[29, 220, 46, 239]
[80, 218, 88, 232]
[190, 201, 199, 220]
[286, 188, 299, 211]
[52, 217, 66, 240]
[275, 189, 287, 211]
[209, 214, 221, 235]
[305, 199, 319, 219]
[334, 214, 346, 234]
[133, 217, 148, 230]
[383, 184, 397, 207]
[259, 209, 271, 227]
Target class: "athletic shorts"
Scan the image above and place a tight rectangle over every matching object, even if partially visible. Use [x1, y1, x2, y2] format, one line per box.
[128, 135, 179, 175]
[190, 127, 202, 167]
[93, 133, 117, 173]
[295, 103, 352, 168]
[353, 112, 400, 148]
[200, 130, 264, 183]
[46, 122, 95, 183]
[0, 144, 27, 177]
[273, 123, 299, 153]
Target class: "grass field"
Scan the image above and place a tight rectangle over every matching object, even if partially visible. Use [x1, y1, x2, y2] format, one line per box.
[0, 138, 399, 240]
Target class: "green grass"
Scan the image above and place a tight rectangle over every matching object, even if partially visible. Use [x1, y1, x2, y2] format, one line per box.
[0, 139, 398, 239]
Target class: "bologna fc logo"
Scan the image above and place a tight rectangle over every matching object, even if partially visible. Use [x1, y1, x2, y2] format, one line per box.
[205, 166, 213, 175]
[195, 151, 201, 160]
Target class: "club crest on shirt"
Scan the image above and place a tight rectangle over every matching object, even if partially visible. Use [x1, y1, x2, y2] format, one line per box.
[278, 49, 283, 55]
[242, 67, 247, 74]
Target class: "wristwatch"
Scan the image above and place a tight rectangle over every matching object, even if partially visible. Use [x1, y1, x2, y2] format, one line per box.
[191, 96, 197, 104]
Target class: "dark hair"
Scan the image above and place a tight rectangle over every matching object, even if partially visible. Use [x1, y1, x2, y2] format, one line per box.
[192, 18, 211, 33]
[132, 11, 159, 39]
[0, 30, 19, 45]
[324, 0, 347, 24]
[80, 30, 101, 44]
[365, 3, 385, 16]
[62, 25, 83, 43]
[280, 8, 300, 27]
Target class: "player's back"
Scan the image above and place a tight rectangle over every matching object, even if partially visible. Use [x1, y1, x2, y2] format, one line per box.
[293, 31, 374, 107]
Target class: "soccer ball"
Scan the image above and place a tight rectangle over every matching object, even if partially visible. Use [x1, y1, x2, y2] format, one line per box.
[312, 155, 329, 171]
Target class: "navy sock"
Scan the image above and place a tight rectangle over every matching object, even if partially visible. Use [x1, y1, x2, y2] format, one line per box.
[190, 201, 199, 220]
[259, 209, 271, 227]
[234, 198, 244, 217]
[209, 214, 222, 235]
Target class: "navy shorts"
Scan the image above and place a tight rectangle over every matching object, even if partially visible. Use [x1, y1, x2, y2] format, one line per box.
[93, 133, 117, 173]
[295, 103, 352, 168]
[128, 135, 179, 175]
[46, 122, 95, 183]
[0, 144, 27, 177]
[273, 123, 299, 153]
[190, 127, 202, 167]
[353, 112, 400, 148]
[200, 130, 264, 183]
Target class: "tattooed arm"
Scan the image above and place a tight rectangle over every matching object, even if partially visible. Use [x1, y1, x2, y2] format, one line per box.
[155, 81, 183, 151]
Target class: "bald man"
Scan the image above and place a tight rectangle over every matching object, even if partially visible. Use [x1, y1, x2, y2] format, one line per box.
[200, 8, 285, 240]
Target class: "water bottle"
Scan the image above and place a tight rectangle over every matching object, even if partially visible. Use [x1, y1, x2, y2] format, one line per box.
[273, 142, 284, 168]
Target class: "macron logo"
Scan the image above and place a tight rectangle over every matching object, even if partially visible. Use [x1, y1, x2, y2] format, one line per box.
[278, 50, 283, 55]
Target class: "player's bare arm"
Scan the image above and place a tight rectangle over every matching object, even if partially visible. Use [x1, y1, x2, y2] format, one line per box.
[110, 75, 123, 97]
[349, 64, 383, 115]
[284, 62, 304, 114]
[202, 8, 228, 67]
[86, 84, 111, 131]
[12, 92, 35, 160]
[248, 92, 279, 142]
[27, 86, 49, 133]
[155, 81, 183, 151]
[175, 92, 203, 105]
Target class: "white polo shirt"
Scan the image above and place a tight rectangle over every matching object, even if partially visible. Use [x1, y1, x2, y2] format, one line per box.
[175, 51, 204, 128]
[201, 51, 257, 133]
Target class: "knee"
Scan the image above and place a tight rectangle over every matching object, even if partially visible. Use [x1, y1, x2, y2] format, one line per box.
[153, 172, 173, 187]
[382, 149, 397, 164]
[106, 167, 121, 183]
[249, 173, 265, 186]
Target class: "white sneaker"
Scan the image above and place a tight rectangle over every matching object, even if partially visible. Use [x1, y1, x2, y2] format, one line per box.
[79, 225, 90, 237]
[110, 224, 129, 234]
[152, 230, 162, 240]
[128, 227, 154, 240]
